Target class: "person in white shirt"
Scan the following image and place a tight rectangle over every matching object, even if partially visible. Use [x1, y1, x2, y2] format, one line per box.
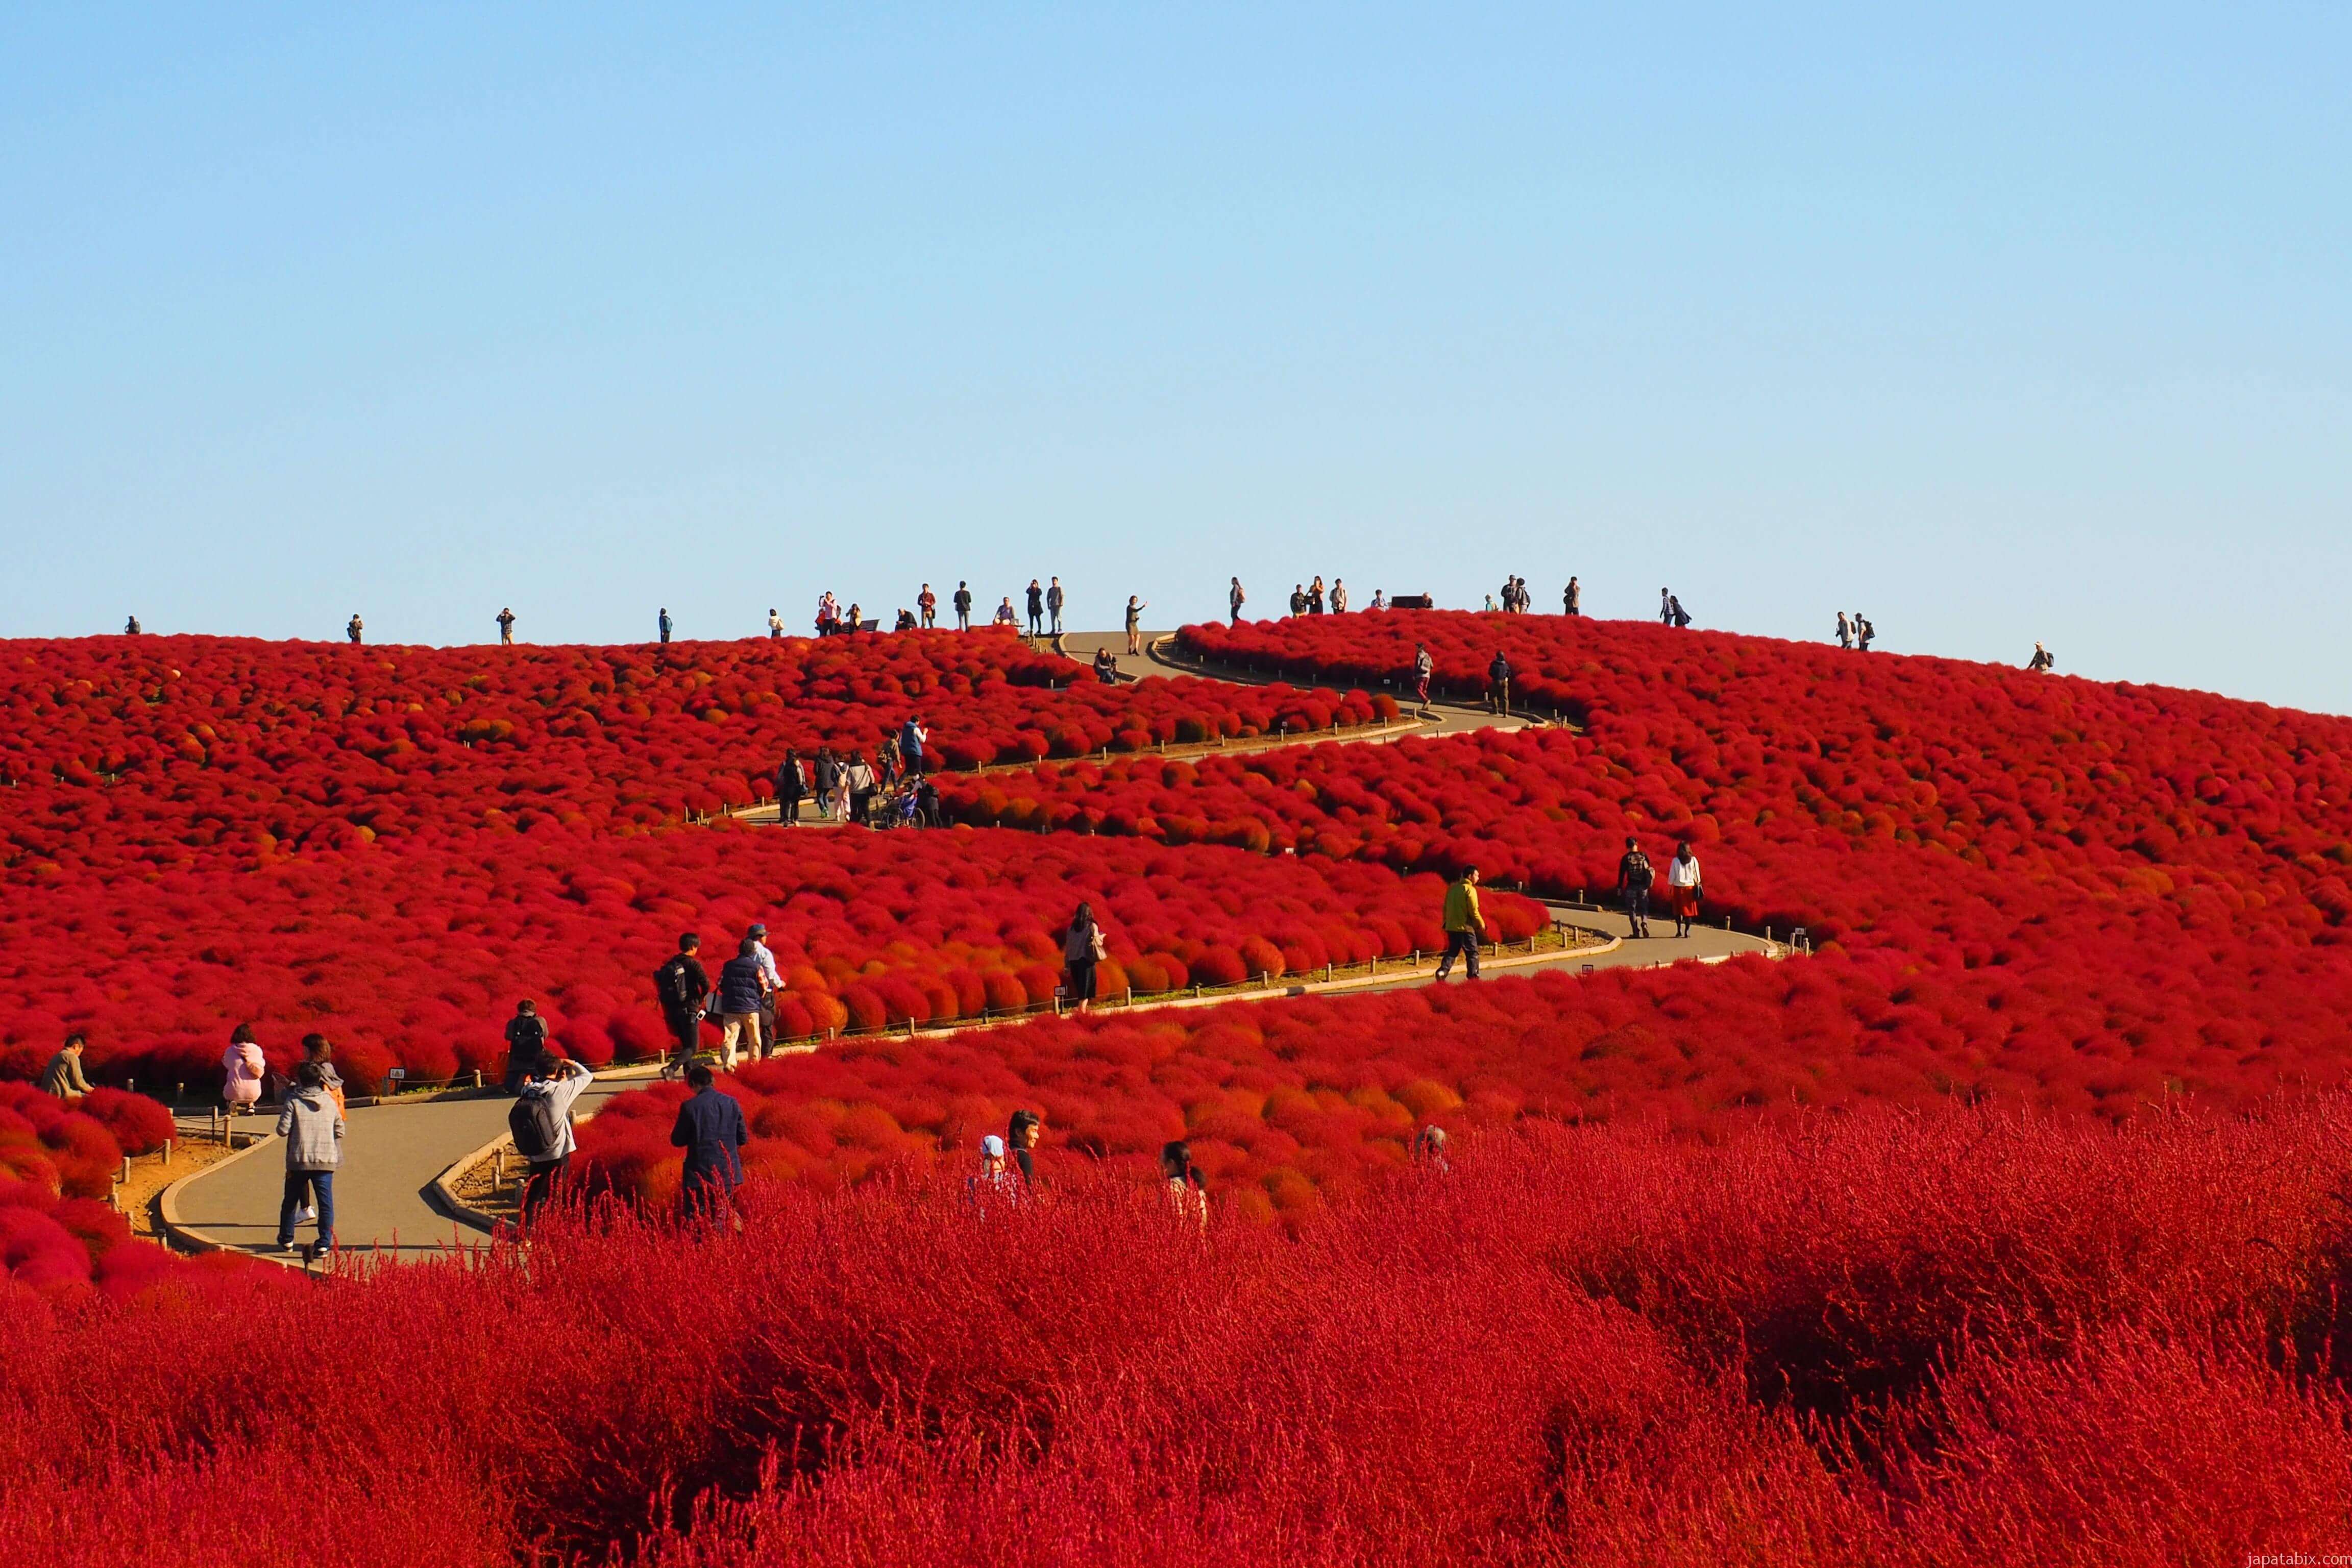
[767, 608, 783, 639]
[515, 1055, 595, 1221]
[745, 923, 783, 991]
[1667, 840, 1704, 939]
[1330, 579, 1349, 614]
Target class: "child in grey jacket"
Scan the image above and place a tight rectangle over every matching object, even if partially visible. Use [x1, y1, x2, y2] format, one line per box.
[275, 1061, 344, 1260]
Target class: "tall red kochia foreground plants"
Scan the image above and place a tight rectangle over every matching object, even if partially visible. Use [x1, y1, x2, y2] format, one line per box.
[3, 1100, 2350, 1565]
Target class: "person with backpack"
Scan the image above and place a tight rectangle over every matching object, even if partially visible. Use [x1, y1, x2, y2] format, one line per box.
[503, 1001, 549, 1093]
[1434, 868, 1483, 981]
[273, 1061, 343, 1262]
[775, 749, 807, 825]
[511, 1053, 594, 1222]
[2028, 641, 2055, 673]
[125, 615, 142, 635]
[655, 934, 712, 1081]
[671, 1062, 748, 1223]
[1667, 840, 1703, 938]
[1617, 836, 1656, 939]
[1856, 615, 1876, 652]
[715, 938, 769, 1067]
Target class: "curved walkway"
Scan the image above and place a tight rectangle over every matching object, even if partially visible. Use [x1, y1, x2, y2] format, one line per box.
[166, 633, 1771, 1266]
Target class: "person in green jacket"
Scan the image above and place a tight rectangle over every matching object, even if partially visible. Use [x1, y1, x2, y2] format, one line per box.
[1435, 868, 1483, 981]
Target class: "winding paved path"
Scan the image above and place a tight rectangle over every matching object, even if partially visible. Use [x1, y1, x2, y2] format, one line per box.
[166, 633, 1775, 1265]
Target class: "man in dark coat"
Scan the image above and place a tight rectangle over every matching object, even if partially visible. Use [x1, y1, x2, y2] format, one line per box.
[671, 1063, 747, 1222]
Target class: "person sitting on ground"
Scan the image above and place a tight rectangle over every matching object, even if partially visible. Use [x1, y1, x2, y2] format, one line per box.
[1008, 1109, 1044, 1185]
[1668, 839, 1703, 939]
[503, 1001, 549, 1094]
[1162, 1139, 1208, 1230]
[274, 1061, 343, 1261]
[655, 935, 712, 1080]
[125, 615, 142, 635]
[40, 1034, 92, 1101]
[1434, 868, 1484, 982]
[1093, 647, 1118, 683]
[223, 1023, 266, 1117]
[671, 1062, 747, 1223]
[992, 596, 1019, 628]
[512, 1052, 594, 1222]
[894, 607, 917, 632]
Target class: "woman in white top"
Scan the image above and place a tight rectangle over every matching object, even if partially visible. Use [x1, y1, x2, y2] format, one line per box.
[1667, 840, 1703, 939]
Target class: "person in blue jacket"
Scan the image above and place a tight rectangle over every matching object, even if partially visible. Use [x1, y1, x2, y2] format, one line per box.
[670, 1062, 746, 1222]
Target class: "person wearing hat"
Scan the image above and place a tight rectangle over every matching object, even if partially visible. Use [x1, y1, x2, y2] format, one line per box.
[745, 924, 781, 1054]
[504, 999, 550, 1093]
[968, 1134, 1019, 1207]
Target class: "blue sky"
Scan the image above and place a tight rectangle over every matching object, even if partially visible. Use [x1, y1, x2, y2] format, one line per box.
[3, 6, 2345, 708]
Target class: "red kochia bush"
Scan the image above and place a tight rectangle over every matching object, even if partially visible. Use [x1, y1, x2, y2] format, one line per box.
[9, 1099, 2352, 1564]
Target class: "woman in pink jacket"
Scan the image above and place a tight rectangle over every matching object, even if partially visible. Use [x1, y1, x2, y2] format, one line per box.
[223, 1023, 266, 1116]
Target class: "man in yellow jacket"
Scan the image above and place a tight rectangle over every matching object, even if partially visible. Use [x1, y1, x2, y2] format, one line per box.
[1435, 868, 1483, 982]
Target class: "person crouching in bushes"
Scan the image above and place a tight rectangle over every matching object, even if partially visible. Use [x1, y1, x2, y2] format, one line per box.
[1434, 868, 1483, 981]
[503, 1000, 549, 1094]
[1063, 902, 1106, 1011]
[511, 1052, 593, 1223]
[1162, 1140, 1208, 1231]
[1668, 840, 1704, 939]
[274, 1061, 342, 1262]
[670, 1063, 746, 1227]
[223, 1023, 265, 1118]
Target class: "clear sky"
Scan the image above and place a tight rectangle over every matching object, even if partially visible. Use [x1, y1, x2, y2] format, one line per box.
[3, 7, 2345, 709]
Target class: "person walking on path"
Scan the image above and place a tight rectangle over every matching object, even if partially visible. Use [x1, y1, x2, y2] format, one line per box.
[1836, 611, 1852, 649]
[1331, 579, 1349, 614]
[1125, 596, 1148, 654]
[1412, 644, 1435, 718]
[1434, 868, 1484, 981]
[1046, 577, 1066, 636]
[716, 938, 768, 1068]
[497, 608, 516, 645]
[2028, 642, 2055, 673]
[745, 923, 783, 1008]
[1162, 1140, 1208, 1230]
[658, 608, 673, 645]
[1008, 1109, 1043, 1186]
[655, 935, 712, 1080]
[918, 583, 938, 629]
[1618, 836, 1656, 939]
[775, 749, 807, 825]
[671, 1062, 747, 1224]
[503, 1001, 549, 1093]
[953, 581, 973, 630]
[812, 749, 839, 822]
[273, 1061, 342, 1261]
[898, 717, 928, 775]
[1669, 593, 1690, 628]
[1026, 580, 1045, 636]
[843, 751, 876, 824]
[223, 1024, 265, 1116]
[1229, 577, 1245, 624]
[1062, 902, 1106, 1012]
[1486, 651, 1511, 716]
[346, 614, 364, 645]
[1667, 840, 1703, 939]
[40, 1035, 92, 1101]
[512, 1053, 594, 1222]
[1855, 615, 1876, 652]
[1564, 577, 1581, 616]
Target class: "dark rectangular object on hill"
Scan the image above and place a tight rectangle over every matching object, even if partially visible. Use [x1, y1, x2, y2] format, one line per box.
[1389, 594, 1435, 610]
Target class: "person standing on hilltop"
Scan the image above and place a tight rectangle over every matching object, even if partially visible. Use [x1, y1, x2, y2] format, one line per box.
[658, 608, 673, 645]
[954, 581, 973, 630]
[1658, 589, 1674, 626]
[1669, 593, 1690, 628]
[497, 608, 516, 645]
[1047, 576, 1066, 636]
[767, 607, 783, 639]
[1331, 579, 1349, 614]
[918, 583, 937, 629]
[1026, 579, 1045, 636]
[1617, 836, 1656, 939]
[1564, 577, 1581, 616]
[1309, 575, 1326, 614]
[1229, 577, 1245, 624]
[347, 614, 364, 645]
[1856, 615, 1876, 652]
[1434, 867, 1484, 982]
[1836, 611, 1852, 649]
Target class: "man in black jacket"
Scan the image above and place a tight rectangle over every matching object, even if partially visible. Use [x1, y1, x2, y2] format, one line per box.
[655, 934, 712, 1080]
